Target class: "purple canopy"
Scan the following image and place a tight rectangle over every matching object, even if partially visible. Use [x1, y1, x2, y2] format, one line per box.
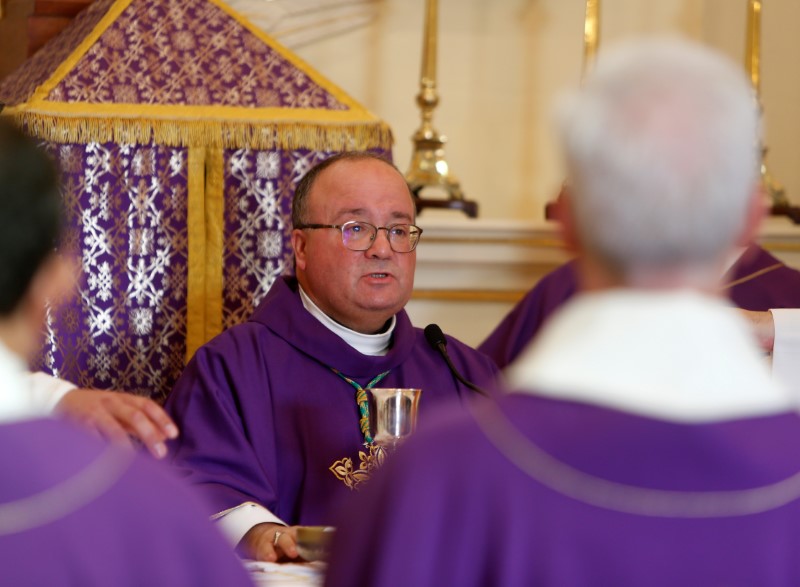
[0, 0, 392, 399]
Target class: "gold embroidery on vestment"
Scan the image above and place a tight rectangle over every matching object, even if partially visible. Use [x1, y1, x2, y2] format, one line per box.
[329, 445, 386, 491]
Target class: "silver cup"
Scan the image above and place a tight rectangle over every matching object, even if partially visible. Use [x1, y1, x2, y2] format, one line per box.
[368, 388, 422, 451]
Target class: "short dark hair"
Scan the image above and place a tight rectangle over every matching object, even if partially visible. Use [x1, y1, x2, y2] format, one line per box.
[291, 152, 412, 227]
[0, 119, 62, 316]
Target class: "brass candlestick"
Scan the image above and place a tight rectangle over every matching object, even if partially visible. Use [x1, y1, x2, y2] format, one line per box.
[583, 0, 600, 79]
[746, 0, 789, 209]
[406, 0, 478, 218]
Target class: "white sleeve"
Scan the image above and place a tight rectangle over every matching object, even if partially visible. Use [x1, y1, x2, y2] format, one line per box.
[211, 502, 287, 547]
[769, 309, 800, 396]
[27, 371, 77, 414]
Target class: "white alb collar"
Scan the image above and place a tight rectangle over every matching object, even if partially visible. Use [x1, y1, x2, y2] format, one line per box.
[508, 289, 796, 422]
[0, 338, 46, 424]
[299, 286, 395, 356]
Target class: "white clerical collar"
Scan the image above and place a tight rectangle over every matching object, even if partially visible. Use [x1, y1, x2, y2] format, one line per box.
[298, 285, 395, 356]
[508, 289, 796, 422]
[0, 337, 46, 424]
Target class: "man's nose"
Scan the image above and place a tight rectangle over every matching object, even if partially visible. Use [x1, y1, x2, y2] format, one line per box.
[367, 228, 393, 257]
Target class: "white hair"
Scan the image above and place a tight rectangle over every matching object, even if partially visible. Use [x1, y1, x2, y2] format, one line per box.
[557, 37, 761, 276]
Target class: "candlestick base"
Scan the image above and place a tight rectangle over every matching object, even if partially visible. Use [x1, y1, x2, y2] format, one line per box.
[406, 134, 478, 218]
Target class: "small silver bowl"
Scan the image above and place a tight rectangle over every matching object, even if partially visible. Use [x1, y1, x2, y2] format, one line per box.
[295, 526, 336, 562]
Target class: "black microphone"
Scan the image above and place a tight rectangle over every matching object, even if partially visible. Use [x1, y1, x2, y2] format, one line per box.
[424, 324, 489, 397]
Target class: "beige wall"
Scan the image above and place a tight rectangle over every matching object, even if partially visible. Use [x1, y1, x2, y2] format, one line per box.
[290, 0, 800, 221]
[2, 0, 798, 221]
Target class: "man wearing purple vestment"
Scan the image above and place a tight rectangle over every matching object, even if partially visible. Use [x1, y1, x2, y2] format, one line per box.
[0, 120, 253, 586]
[325, 39, 800, 586]
[480, 242, 800, 371]
[165, 152, 499, 562]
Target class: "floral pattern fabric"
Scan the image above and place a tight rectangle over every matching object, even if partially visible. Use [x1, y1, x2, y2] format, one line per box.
[48, 0, 348, 110]
[34, 142, 189, 400]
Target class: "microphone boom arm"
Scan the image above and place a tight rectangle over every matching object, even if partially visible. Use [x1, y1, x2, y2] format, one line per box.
[424, 324, 489, 397]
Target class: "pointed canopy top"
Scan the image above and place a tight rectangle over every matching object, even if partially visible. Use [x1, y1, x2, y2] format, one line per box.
[0, 0, 391, 151]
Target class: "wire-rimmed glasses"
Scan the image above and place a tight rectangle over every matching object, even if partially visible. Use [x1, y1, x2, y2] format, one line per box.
[296, 220, 423, 253]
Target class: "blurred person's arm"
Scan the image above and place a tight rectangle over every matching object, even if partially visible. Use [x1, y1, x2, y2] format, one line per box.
[29, 372, 178, 458]
[740, 310, 775, 352]
[769, 309, 800, 394]
[28, 371, 76, 411]
[741, 309, 800, 394]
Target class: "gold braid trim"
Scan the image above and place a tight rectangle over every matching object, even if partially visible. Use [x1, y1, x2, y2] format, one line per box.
[721, 263, 783, 291]
[6, 111, 393, 151]
[185, 146, 207, 363]
[203, 146, 225, 346]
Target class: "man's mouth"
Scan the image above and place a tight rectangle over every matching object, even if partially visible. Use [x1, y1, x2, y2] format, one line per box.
[368, 273, 389, 278]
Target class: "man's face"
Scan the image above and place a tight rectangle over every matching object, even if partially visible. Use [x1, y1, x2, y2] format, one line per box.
[292, 159, 417, 334]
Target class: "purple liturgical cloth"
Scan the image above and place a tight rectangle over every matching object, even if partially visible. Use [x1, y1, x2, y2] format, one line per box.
[479, 244, 800, 368]
[724, 244, 800, 310]
[479, 261, 578, 370]
[0, 0, 394, 398]
[165, 276, 499, 525]
[326, 394, 800, 587]
[0, 418, 253, 586]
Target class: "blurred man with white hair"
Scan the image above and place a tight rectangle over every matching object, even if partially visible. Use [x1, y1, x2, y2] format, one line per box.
[325, 38, 800, 587]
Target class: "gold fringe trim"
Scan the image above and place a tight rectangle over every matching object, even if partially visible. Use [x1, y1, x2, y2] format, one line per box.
[8, 112, 394, 151]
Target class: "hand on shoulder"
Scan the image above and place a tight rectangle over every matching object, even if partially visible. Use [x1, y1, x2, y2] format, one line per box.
[56, 389, 179, 459]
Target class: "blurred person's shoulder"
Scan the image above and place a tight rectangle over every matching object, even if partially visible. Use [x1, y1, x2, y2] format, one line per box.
[0, 417, 253, 585]
[0, 416, 201, 515]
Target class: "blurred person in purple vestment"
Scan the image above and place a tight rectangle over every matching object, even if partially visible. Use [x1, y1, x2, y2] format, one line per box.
[325, 38, 800, 587]
[0, 119, 254, 587]
[165, 152, 499, 562]
[479, 244, 800, 372]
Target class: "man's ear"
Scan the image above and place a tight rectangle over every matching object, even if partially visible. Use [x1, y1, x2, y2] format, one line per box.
[10, 253, 75, 359]
[26, 254, 75, 315]
[735, 183, 767, 248]
[291, 229, 308, 272]
[555, 185, 581, 254]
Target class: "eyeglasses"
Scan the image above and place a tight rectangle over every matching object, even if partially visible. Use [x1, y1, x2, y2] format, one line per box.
[296, 220, 423, 253]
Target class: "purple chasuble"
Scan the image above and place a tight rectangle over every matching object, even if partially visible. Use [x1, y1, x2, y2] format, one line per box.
[326, 393, 800, 587]
[479, 261, 578, 369]
[724, 244, 800, 310]
[0, 418, 253, 586]
[165, 276, 499, 525]
[479, 244, 800, 369]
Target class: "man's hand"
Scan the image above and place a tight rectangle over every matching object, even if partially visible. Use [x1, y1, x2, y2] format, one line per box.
[740, 310, 775, 352]
[242, 522, 299, 562]
[55, 389, 179, 459]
